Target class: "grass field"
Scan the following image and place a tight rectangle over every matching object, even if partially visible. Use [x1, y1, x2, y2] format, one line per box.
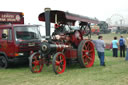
[0, 34, 128, 85]
[91, 33, 128, 44]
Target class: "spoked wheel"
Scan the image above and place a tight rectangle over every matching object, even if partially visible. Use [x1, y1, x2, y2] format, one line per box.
[84, 25, 91, 39]
[78, 40, 95, 68]
[29, 52, 43, 73]
[0, 56, 8, 69]
[52, 52, 66, 74]
[80, 24, 91, 39]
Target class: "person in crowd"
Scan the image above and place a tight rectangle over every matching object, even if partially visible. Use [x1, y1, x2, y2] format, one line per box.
[119, 36, 126, 57]
[125, 37, 128, 60]
[93, 36, 106, 66]
[112, 37, 118, 57]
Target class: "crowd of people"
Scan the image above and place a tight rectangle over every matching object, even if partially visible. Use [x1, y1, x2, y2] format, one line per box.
[93, 35, 128, 67]
[111, 36, 127, 58]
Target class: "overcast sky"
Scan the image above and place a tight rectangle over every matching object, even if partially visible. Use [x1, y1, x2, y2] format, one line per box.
[0, 0, 128, 25]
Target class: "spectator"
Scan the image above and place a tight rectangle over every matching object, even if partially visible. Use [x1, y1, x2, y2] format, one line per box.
[119, 36, 126, 57]
[93, 36, 106, 66]
[125, 37, 128, 60]
[112, 37, 118, 57]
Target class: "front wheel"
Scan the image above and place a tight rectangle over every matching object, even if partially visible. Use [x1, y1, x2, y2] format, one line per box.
[52, 52, 66, 74]
[0, 56, 8, 69]
[29, 52, 43, 73]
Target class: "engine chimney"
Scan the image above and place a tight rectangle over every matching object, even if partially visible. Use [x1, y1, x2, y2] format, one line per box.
[44, 8, 51, 40]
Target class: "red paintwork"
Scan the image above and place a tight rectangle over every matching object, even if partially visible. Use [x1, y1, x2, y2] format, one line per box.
[64, 48, 77, 59]
[55, 43, 65, 52]
[0, 25, 15, 57]
[0, 12, 41, 64]
[39, 10, 99, 25]
[0, 25, 40, 58]
[32, 53, 43, 73]
[81, 40, 95, 67]
[53, 30, 83, 53]
[54, 53, 66, 74]
[0, 11, 24, 24]
[70, 31, 83, 47]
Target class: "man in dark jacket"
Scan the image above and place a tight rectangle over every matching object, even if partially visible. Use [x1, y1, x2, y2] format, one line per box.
[119, 36, 126, 57]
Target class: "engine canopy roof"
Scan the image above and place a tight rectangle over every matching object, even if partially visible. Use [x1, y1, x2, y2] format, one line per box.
[38, 10, 99, 25]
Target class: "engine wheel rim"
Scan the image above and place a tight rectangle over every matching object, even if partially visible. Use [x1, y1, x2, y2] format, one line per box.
[30, 53, 43, 73]
[82, 41, 95, 67]
[53, 52, 66, 74]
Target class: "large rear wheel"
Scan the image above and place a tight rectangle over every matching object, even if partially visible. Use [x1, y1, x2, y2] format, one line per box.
[78, 40, 95, 68]
[52, 52, 66, 74]
[29, 52, 43, 73]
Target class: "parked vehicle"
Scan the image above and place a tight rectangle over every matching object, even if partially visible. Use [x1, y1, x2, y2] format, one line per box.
[98, 21, 111, 34]
[0, 11, 41, 68]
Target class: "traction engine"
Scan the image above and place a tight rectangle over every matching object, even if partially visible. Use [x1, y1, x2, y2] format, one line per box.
[29, 8, 99, 74]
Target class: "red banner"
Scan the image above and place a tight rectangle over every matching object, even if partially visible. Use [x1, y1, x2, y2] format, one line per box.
[0, 12, 21, 22]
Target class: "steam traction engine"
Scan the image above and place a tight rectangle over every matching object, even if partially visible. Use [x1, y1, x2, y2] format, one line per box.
[29, 8, 99, 74]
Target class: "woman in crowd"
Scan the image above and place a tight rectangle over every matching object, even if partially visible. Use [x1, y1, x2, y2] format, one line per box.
[112, 37, 118, 57]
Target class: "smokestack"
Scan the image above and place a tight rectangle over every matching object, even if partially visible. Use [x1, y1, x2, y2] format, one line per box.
[44, 8, 51, 40]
